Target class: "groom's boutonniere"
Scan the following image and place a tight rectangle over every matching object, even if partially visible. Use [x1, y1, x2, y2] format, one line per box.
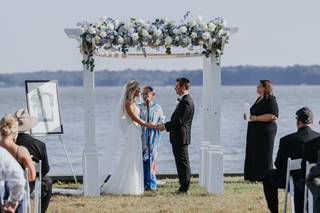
[175, 98, 180, 107]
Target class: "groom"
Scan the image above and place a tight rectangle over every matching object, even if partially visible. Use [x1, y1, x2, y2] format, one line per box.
[160, 77, 194, 194]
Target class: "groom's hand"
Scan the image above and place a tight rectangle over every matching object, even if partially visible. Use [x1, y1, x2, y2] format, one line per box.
[158, 124, 165, 131]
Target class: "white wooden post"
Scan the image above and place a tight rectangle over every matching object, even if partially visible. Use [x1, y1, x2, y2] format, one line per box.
[82, 54, 100, 196]
[65, 28, 100, 196]
[202, 54, 223, 195]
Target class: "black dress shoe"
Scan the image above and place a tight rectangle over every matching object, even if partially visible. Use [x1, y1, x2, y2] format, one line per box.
[175, 189, 189, 195]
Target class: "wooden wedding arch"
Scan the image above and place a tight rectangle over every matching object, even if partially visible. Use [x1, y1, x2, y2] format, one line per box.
[65, 16, 237, 196]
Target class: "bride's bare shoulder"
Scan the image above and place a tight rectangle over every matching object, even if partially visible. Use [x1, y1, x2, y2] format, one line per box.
[124, 100, 133, 112]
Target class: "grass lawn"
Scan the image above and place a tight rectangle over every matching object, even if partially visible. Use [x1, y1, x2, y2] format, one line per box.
[48, 177, 289, 213]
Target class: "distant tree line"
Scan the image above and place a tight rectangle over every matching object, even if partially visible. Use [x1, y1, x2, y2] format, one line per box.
[0, 65, 319, 87]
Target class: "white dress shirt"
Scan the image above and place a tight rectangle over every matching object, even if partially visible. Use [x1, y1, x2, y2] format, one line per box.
[0, 147, 25, 203]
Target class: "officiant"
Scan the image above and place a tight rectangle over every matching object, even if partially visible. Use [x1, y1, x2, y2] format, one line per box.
[139, 86, 165, 191]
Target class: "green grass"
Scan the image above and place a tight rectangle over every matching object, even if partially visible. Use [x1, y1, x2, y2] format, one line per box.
[48, 177, 290, 213]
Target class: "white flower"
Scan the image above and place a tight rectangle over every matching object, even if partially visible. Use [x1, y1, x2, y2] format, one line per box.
[188, 20, 197, 27]
[165, 36, 173, 45]
[208, 23, 216, 32]
[95, 35, 101, 43]
[154, 29, 162, 37]
[201, 23, 208, 31]
[79, 28, 85, 35]
[104, 43, 112, 48]
[114, 20, 119, 28]
[132, 33, 139, 41]
[218, 30, 227, 38]
[117, 36, 124, 44]
[202, 32, 210, 40]
[155, 39, 161, 45]
[88, 27, 96, 34]
[191, 32, 197, 39]
[128, 28, 135, 34]
[100, 25, 107, 31]
[95, 22, 102, 28]
[197, 15, 203, 23]
[99, 31, 107, 37]
[174, 36, 180, 41]
[173, 29, 180, 35]
[199, 40, 204, 45]
[142, 29, 149, 37]
[106, 23, 114, 31]
[179, 26, 188, 34]
[100, 16, 107, 22]
[85, 34, 92, 42]
[142, 41, 148, 46]
[182, 38, 190, 45]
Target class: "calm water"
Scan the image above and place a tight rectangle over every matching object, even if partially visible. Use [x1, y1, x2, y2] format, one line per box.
[1, 86, 320, 175]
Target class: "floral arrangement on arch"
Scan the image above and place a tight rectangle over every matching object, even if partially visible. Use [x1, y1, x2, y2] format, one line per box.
[78, 13, 230, 70]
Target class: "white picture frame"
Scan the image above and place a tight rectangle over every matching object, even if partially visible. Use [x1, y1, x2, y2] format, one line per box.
[25, 80, 63, 135]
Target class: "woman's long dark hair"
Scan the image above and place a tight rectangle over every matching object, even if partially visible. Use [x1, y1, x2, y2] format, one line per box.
[260, 80, 273, 100]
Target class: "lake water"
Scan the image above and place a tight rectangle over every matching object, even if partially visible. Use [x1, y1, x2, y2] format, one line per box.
[1, 86, 320, 175]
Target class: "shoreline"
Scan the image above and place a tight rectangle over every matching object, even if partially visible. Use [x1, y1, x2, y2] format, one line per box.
[51, 173, 244, 183]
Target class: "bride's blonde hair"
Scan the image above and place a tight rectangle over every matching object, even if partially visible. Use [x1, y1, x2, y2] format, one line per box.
[125, 80, 140, 104]
[0, 114, 19, 136]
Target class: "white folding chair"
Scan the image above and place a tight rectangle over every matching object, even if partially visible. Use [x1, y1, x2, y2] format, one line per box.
[23, 168, 31, 213]
[33, 160, 42, 213]
[284, 158, 302, 213]
[304, 162, 316, 213]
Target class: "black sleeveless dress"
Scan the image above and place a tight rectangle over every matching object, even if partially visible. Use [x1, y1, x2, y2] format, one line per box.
[244, 96, 279, 181]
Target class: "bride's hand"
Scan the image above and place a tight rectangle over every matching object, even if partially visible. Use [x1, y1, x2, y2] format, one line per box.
[145, 123, 160, 130]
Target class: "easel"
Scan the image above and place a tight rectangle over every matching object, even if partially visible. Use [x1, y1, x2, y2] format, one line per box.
[33, 131, 78, 185]
[25, 80, 78, 186]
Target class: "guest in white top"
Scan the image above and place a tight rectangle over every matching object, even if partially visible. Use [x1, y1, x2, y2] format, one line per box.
[0, 147, 25, 212]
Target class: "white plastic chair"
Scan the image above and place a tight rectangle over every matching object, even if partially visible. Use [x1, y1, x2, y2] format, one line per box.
[33, 160, 42, 213]
[284, 158, 302, 213]
[304, 162, 316, 213]
[23, 168, 31, 213]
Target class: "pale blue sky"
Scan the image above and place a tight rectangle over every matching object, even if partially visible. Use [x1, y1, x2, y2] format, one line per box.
[1, 0, 320, 73]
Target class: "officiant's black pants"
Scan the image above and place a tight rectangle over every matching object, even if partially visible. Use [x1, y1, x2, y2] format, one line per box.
[172, 143, 191, 192]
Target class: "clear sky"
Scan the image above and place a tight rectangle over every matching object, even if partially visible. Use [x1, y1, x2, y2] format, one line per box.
[1, 0, 320, 73]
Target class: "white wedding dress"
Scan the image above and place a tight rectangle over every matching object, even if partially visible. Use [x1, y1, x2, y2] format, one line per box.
[100, 87, 144, 195]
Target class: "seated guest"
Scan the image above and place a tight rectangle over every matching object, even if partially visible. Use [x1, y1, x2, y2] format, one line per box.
[0, 114, 36, 181]
[263, 107, 320, 213]
[15, 109, 52, 213]
[0, 114, 36, 213]
[305, 151, 320, 213]
[0, 147, 26, 213]
[302, 133, 320, 172]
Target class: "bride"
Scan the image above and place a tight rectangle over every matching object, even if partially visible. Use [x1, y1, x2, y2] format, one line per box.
[100, 80, 157, 195]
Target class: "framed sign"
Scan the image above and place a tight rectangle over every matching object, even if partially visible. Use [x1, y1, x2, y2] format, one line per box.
[25, 80, 63, 135]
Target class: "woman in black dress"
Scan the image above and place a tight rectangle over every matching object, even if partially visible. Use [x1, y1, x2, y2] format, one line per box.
[244, 80, 279, 182]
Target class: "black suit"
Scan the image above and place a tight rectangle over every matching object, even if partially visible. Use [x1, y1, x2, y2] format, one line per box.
[165, 94, 194, 192]
[263, 126, 320, 213]
[16, 133, 52, 213]
[302, 136, 320, 172]
[293, 136, 320, 212]
[306, 163, 320, 213]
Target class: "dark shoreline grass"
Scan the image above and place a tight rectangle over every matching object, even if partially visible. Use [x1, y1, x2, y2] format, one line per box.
[48, 177, 289, 213]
